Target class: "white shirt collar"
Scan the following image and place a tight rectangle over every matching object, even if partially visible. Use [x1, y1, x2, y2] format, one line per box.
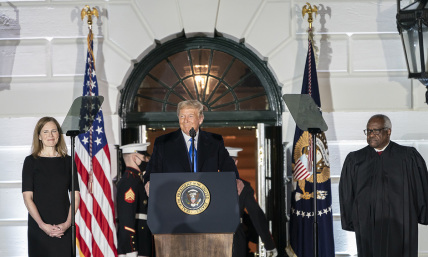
[182, 130, 199, 150]
[374, 142, 390, 152]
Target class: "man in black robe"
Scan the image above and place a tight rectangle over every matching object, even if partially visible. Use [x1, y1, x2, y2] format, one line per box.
[339, 114, 428, 257]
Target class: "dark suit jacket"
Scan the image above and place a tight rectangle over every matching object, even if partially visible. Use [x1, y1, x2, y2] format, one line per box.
[144, 129, 239, 182]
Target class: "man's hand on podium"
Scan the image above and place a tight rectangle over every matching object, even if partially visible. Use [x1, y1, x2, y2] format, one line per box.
[145, 182, 150, 197]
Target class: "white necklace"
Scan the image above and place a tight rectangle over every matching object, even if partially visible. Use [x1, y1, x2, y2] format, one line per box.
[41, 150, 59, 157]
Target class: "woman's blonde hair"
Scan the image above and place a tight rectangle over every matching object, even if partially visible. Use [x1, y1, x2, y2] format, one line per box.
[31, 117, 67, 158]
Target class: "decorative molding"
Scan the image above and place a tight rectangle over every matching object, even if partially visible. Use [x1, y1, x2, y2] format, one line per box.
[0, 181, 21, 188]
[0, 219, 26, 226]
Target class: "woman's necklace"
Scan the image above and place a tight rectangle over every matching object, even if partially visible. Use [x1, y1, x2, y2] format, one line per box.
[41, 150, 59, 157]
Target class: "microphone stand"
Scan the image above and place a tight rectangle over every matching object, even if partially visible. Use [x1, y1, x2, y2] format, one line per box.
[66, 130, 79, 257]
[308, 128, 321, 257]
[189, 127, 196, 173]
[282, 94, 328, 257]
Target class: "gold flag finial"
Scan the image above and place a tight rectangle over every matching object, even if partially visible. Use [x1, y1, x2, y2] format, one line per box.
[81, 5, 99, 28]
[302, 2, 318, 30]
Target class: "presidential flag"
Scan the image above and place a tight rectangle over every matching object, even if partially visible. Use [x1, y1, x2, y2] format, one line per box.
[286, 38, 335, 257]
[75, 28, 118, 257]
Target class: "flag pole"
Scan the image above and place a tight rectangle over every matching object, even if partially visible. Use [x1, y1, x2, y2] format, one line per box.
[68, 131, 79, 257]
[75, 6, 118, 256]
[81, 5, 99, 195]
[75, 6, 98, 256]
[302, 3, 319, 257]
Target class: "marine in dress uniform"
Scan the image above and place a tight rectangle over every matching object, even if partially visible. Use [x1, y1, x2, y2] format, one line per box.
[226, 147, 278, 257]
[117, 143, 153, 257]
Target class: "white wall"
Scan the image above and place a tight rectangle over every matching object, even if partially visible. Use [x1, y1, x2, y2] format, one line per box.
[1, 0, 428, 256]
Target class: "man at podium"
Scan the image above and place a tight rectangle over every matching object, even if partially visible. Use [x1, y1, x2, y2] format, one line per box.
[144, 100, 243, 195]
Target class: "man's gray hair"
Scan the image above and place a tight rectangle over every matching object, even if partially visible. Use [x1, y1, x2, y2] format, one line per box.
[370, 114, 392, 129]
[177, 100, 204, 117]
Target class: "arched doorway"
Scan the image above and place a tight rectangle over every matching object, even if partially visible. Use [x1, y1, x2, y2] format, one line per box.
[119, 37, 282, 127]
[119, 36, 286, 256]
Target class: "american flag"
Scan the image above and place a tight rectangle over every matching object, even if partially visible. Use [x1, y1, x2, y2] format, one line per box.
[293, 153, 311, 181]
[286, 37, 335, 257]
[75, 29, 118, 257]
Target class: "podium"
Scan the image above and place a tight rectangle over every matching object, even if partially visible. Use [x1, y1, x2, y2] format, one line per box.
[147, 172, 240, 257]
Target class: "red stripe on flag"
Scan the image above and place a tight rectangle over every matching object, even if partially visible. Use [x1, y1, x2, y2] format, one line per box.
[75, 154, 94, 257]
[77, 195, 92, 232]
[76, 224, 91, 257]
[295, 163, 305, 172]
[294, 159, 310, 181]
[103, 144, 111, 163]
[92, 197, 117, 254]
[75, 155, 89, 185]
[297, 173, 310, 180]
[296, 170, 310, 180]
[92, 149, 115, 212]
[75, 154, 93, 228]
[91, 239, 104, 257]
[294, 170, 305, 179]
[76, 149, 117, 256]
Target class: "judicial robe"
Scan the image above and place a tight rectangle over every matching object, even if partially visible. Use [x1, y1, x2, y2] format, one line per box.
[339, 141, 428, 257]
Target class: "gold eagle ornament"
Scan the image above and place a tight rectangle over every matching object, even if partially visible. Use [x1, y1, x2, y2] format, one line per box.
[302, 3, 318, 29]
[81, 5, 99, 26]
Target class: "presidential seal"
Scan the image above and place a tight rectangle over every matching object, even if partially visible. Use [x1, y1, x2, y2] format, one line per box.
[292, 131, 330, 201]
[176, 181, 210, 215]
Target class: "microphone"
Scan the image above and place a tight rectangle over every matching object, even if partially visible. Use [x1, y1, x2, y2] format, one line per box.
[189, 127, 196, 172]
[189, 127, 196, 137]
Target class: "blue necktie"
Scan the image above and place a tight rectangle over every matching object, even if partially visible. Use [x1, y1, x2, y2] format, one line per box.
[188, 138, 197, 172]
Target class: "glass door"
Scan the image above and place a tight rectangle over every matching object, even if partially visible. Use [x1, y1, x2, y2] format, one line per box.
[257, 123, 286, 257]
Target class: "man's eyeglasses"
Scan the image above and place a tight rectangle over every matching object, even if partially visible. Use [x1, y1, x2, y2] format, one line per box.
[363, 128, 387, 135]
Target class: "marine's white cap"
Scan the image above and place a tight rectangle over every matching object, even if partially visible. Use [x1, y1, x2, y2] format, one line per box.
[226, 147, 243, 157]
[120, 143, 150, 154]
